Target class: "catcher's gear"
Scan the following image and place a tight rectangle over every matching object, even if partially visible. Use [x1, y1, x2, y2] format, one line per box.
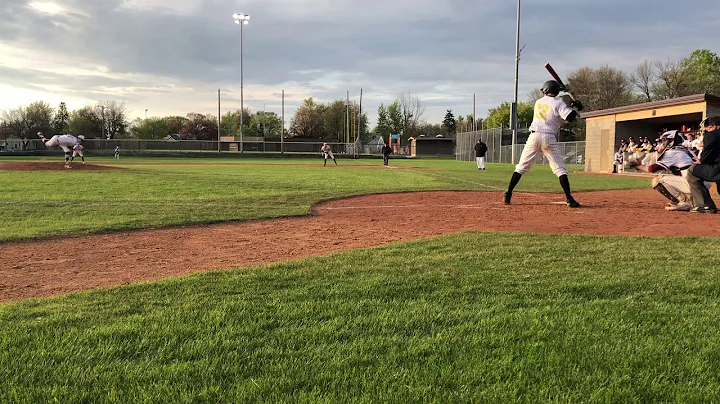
[653, 182, 680, 204]
[541, 80, 561, 95]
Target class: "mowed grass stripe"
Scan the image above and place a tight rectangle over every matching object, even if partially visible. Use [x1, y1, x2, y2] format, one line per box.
[0, 158, 649, 241]
[2, 232, 720, 402]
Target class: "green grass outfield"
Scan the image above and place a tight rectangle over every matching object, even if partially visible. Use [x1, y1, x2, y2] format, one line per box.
[5, 156, 704, 402]
[3, 233, 720, 402]
[0, 156, 648, 242]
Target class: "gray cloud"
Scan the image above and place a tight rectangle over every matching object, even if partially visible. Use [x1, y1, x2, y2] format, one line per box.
[1, 0, 718, 123]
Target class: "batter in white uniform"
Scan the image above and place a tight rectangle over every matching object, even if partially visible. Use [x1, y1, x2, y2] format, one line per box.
[38, 132, 84, 168]
[503, 80, 583, 208]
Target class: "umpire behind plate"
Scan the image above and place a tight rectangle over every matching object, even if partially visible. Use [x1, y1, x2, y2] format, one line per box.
[686, 116, 720, 213]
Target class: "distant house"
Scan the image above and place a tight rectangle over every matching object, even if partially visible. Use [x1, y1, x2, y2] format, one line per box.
[162, 134, 181, 142]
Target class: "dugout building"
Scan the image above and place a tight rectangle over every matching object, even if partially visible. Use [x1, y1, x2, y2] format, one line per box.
[583, 93, 720, 173]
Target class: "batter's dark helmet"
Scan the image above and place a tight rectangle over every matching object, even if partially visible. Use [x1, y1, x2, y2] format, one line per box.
[541, 80, 561, 95]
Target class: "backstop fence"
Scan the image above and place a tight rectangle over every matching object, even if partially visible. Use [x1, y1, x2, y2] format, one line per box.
[455, 129, 586, 165]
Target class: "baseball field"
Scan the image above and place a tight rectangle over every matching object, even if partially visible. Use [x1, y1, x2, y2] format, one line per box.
[2, 157, 720, 402]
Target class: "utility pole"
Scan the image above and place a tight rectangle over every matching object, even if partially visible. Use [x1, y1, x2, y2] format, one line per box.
[101, 105, 106, 139]
[511, 0, 521, 165]
[473, 93, 476, 131]
[346, 91, 350, 144]
[281, 89, 285, 154]
[217, 89, 221, 152]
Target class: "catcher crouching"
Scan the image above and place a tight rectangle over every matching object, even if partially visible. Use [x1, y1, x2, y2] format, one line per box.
[629, 130, 712, 211]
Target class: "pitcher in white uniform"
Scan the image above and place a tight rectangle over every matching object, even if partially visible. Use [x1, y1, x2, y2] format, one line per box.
[37, 132, 84, 168]
[503, 80, 584, 208]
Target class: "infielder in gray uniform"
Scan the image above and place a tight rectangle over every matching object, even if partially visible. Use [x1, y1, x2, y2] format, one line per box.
[504, 80, 583, 208]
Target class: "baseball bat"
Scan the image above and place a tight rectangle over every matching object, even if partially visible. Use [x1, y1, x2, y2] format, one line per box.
[544, 63, 565, 89]
[544, 63, 580, 108]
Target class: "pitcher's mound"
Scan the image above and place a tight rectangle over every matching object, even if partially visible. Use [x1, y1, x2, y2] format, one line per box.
[0, 162, 122, 171]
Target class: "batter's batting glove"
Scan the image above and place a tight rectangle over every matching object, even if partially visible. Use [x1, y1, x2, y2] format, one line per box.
[570, 100, 584, 111]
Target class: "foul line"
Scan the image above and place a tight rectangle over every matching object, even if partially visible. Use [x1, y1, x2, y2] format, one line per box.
[320, 204, 494, 210]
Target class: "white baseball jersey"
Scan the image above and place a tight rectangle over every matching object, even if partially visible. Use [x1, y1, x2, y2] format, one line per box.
[529, 95, 575, 134]
[321, 145, 331, 154]
[72, 143, 84, 156]
[44, 134, 77, 153]
[656, 147, 696, 174]
[56, 135, 78, 148]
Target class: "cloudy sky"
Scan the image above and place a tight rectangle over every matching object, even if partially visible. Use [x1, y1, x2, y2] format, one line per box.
[1, 0, 718, 127]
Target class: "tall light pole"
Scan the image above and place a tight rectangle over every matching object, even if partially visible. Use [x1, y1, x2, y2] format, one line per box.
[511, 0, 521, 165]
[233, 12, 250, 153]
[101, 105, 106, 139]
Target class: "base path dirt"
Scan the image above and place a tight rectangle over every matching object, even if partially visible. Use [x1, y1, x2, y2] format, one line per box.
[0, 162, 122, 171]
[2, 189, 720, 303]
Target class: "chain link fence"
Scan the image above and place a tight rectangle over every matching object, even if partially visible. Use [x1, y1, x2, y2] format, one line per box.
[2, 139, 360, 156]
[456, 129, 586, 165]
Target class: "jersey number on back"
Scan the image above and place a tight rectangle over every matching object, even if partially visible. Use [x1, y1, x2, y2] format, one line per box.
[534, 103, 549, 119]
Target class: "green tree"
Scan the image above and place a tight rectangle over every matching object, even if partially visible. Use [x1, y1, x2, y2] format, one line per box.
[442, 110, 457, 135]
[163, 116, 188, 135]
[68, 106, 102, 138]
[682, 49, 720, 95]
[484, 102, 533, 129]
[290, 98, 324, 138]
[415, 122, 443, 138]
[180, 113, 218, 140]
[220, 110, 241, 138]
[23, 101, 54, 138]
[130, 117, 169, 139]
[387, 101, 403, 135]
[250, 111, 283, 138]
[322, 100, 347, 142]
[376, 103, 391, 139]
[52, 102, 69, 134]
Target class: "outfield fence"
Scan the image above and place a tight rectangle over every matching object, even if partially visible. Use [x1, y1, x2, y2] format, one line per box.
[2, 139, 364, 157]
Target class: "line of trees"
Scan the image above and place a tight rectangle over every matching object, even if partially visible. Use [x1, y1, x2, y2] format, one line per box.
[4, 49, 716, 145]
[289, 97, 370, 143]
[0, 101, 129, 147]
[465, 48, 720, 141]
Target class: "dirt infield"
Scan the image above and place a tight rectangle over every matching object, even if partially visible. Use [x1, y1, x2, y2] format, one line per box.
[2, 189, 720, 303]
[0, 162, 122, 171]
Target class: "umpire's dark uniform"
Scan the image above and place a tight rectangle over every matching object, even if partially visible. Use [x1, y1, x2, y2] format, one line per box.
[687, 116, 720, 213]
[382, 144, 393, 165]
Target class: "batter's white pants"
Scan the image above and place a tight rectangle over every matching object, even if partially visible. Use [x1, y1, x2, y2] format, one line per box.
[44, 135, 73, 153]
[515, 131, 567, 177]
[653, 174, 713, 204]
[476, 156, 486, 169]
